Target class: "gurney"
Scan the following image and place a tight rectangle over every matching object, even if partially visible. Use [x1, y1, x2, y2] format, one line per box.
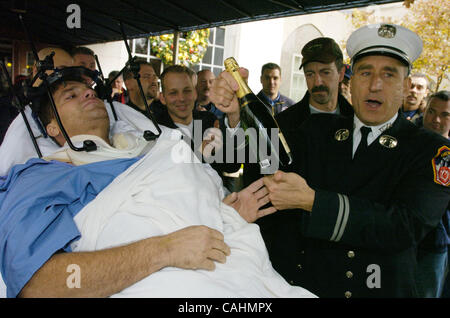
[68, 129, 316, 297]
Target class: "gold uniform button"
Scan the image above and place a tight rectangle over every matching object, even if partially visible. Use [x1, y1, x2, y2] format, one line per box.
[345, 291, 352, 298]
[297, 264, 302, 270]
[347, 251, 355, 258]
[346, 271, 353, 278]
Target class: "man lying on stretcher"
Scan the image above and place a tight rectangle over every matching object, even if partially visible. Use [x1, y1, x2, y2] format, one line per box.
[0, 71, 315, 298]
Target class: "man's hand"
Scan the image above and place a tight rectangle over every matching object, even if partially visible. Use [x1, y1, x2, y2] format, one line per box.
[161, 225, 231, 271]
[111, 87, 122, 96]
[223, 178, 277, 222]
[210, 68, 249, 128]
[263, 171, 316, 212]
[199, 120, 223, 159]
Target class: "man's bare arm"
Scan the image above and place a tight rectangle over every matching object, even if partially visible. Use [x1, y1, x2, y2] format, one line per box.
[19, 225, 230, 298]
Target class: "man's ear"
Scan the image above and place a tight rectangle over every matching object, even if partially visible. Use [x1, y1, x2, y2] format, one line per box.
[338, 65, 346, 83]
[403, 75, 412, 97]
[46, 119, 61, 138]
[159, 92, 167, 106]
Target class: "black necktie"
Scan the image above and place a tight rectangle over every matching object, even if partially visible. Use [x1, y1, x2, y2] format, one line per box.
[354, 126, 371, 159]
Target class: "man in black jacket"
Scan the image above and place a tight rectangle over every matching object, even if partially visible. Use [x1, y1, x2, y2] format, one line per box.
[211, 37, 354, 265]
[212, 37, 353, 190]
[276, 37, 353, 146]
[157, 65, 219, 162]
[263, 24, 450, 297]
[211, 23, 450, 298]
[415, 90, 450, 297]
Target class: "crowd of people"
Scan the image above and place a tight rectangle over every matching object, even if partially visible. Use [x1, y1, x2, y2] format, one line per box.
[0, 22, 448, 298]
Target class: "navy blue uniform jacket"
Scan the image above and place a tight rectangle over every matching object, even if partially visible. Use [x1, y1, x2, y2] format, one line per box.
[267, 113, 450, 298]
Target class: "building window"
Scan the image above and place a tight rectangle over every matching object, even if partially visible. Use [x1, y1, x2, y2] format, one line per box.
[130, 27, 225, 76]
[129, 39, 162, 75]
[192, 27, 225, 76]
[290, 54, 307, 102]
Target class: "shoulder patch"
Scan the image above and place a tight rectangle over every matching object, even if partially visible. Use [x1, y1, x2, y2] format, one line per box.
[432, 146, 450, 187]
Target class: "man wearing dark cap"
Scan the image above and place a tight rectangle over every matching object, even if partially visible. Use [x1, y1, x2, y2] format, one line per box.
[261, 23, 450, 297]
[210, 37, 353, 189]
[275, 37, 354, 144]
[209, 37, 354, 260]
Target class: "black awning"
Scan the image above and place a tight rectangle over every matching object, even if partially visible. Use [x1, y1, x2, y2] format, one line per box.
[1, 0, 402, 46]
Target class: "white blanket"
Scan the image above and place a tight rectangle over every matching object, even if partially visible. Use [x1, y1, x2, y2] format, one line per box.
[72, 130, 316, 298]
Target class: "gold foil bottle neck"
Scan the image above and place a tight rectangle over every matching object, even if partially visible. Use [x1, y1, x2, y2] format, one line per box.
[224, 57, 251, 98]
[224, 57, 239, 72]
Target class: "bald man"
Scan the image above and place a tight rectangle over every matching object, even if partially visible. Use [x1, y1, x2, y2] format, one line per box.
[195, 70, 224, 119]
[33, 47, 74, 86]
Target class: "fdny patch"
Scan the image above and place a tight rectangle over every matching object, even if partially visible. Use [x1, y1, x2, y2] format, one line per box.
[432, 146, 450, 186]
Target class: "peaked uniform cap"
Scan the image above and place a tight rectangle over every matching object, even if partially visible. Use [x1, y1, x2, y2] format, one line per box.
[347, 23, 422, 72]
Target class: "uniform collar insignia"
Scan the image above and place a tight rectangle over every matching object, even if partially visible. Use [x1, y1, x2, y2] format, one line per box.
[335, 128, 350, 141]
[378, 122, 393, 134]
[379, 135, 398, 148]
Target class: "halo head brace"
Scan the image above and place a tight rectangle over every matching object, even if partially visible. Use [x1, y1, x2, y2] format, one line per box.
[30, 66, 103, 135]
[31, 67, 103, 152]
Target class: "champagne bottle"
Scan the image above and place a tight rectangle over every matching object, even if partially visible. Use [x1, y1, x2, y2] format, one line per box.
[224, 57, 293, 172]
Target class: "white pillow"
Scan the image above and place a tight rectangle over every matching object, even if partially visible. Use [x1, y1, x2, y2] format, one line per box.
[0, 101, 157, 176]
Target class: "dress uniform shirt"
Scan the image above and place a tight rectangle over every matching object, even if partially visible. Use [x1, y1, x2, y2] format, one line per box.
[352, 113, 398, 157]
